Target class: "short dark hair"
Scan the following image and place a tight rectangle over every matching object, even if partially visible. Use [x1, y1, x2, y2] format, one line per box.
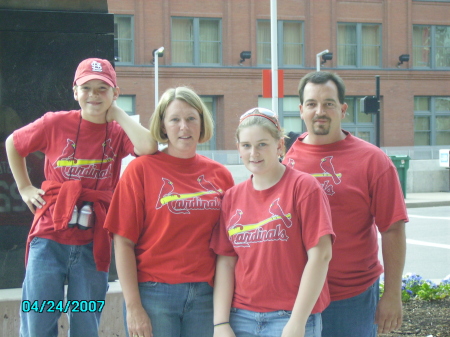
[298, 71, 346, 105]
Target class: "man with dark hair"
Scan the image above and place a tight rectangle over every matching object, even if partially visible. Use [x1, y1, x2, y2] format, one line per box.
[284, 71, 408, 336]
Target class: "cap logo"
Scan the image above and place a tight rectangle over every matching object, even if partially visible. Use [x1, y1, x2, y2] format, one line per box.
[91, 61, 103, 72]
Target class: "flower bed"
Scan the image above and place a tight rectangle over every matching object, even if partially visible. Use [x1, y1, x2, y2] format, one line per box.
[380, 274, 450, 337]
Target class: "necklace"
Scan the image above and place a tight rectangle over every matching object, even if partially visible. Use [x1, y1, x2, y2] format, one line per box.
[67, 111, 109, 190]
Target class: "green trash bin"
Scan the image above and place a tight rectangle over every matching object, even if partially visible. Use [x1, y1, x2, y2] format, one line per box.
[389, 155, 410, 198]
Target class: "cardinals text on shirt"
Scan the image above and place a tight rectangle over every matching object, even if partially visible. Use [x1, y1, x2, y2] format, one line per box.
[155, 175, 223, 214]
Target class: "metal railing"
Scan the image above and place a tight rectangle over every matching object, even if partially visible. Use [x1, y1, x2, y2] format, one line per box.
[197, 146, 449, 165]
[381, 146, 448, 160]
[120, 146, 449, 168]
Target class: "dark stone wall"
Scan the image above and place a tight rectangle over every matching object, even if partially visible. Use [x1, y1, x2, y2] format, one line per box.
[0, 1, 117, 288]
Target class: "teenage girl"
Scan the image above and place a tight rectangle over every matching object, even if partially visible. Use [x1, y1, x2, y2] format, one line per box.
[211, 108, 335, 337]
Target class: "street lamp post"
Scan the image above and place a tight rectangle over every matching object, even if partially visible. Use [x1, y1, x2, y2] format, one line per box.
[154, 46, 164, 109]
[316, 49, 329, 72]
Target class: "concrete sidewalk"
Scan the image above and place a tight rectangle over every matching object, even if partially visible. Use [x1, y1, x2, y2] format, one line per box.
[405, 192, 450, 208]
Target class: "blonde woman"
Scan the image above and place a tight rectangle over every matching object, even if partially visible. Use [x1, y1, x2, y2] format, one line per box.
[105, 87, 234, 337]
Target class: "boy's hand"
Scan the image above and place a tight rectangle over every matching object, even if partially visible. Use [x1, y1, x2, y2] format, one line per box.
[105, 101, 124, 123]
[19, 185, 45, 214]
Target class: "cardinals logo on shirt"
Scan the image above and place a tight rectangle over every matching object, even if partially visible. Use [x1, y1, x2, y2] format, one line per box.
[155, 175, 223, 214]
[289, 156, 341, 196]
[53, 138, 116, 180]
[227, 198, 291, 247]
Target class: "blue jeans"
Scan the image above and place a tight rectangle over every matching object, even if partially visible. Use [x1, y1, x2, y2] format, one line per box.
[322, 279, 380, 337]
[20, 237, 108, 337]
[125, 281, 213, 337]
[230, 307, 322, 337]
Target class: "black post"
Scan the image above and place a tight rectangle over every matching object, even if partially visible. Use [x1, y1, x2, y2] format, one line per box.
[375, 75, 381, 147]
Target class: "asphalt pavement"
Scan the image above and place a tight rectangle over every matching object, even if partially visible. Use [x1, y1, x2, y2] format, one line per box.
[381, 192, 450, 284]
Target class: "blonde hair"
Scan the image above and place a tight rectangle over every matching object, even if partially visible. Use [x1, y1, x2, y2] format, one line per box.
[149, 87, 214, 144]
[236, 115, 286, 156]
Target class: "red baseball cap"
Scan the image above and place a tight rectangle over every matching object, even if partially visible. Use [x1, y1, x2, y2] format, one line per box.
[73, 58, 117, 87]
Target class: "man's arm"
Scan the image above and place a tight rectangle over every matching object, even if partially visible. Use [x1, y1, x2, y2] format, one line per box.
[106, 101, 158, 156]
[376, 220, 406, 334]
[5, 134, 45, 213]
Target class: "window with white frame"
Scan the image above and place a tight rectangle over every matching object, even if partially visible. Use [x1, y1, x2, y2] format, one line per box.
[114, 15, 134, 64]
[257, 20, 304, 67]
[414, 96, 450, 146]
[413, 25, 450, 68]
[172, 17, 221, 66]
[116, 96, 135, 116]
[342, 97, 376, 144]
[337, 23, 381, 68]
[197, 96, 216, 150]
[257, 97, 303, 135]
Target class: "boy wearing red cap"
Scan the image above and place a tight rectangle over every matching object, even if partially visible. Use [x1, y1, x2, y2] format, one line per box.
[5, 58, 157, 337]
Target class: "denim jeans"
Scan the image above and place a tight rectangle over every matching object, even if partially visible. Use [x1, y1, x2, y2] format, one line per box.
[321, 279, 380, 337]
[20, 237, 108, 337]
[125, 281, 213, 337]
[229, 307, 322, 337]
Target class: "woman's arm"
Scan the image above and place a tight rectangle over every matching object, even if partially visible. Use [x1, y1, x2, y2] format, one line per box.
[114, 234, 153, 337]
[282, 234, 333, 337]
[213, 255, 238, 337]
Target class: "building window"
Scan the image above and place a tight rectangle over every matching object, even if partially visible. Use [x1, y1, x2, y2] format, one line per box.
[257, 20, 304, 67]
[257, 97, 303, 135]
[413, 25, 450, 68]
[114, 15, 134, 64]
[337, 23, 381, 68]
[342, 97, 376, 144]
[414, 96, 450, 146]
[116, 96, 135, 116]
[197, 96, 216, 150]
[172, 18, 221, 66]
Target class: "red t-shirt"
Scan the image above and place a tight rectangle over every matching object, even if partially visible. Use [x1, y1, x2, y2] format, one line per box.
[283, 131, 408, 301]
[211, 166, 335, 313]
[13, 110, 134, 245]
[104, 151, 234, 286]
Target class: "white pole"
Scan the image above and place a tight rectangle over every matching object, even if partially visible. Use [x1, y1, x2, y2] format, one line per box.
[270, 0, 278, 115]
[154, 46, 164, 109]
[316, 49, 329, 72]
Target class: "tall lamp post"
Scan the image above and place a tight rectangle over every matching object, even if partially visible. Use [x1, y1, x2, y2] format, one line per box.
[316, 49, 329, 71]
[154, 46, 164, 109]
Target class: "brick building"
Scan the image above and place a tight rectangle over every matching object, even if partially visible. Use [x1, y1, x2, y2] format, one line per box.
[107, 0, 450, 150]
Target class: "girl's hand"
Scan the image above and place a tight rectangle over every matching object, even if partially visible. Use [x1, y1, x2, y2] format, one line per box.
[214, 323, 236, 337]
[281, 319, 305, 337]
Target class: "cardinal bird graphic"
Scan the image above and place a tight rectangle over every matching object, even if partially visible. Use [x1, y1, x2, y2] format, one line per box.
[320, 156, 341, 184]
[102, 139, 116, 164]
[197, 175, 223, 193]
[156, 178, 175, 209]
[287, 158, 295, 169]
[53, 139, 76, 168]
[228, 209, 244, 232]
[269, 198, 292, 228]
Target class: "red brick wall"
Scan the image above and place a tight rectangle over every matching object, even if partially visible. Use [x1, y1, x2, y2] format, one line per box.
[108, 0, 450, 149]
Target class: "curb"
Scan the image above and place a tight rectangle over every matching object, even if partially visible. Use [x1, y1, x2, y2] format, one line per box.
[405, 201, 450, 208]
